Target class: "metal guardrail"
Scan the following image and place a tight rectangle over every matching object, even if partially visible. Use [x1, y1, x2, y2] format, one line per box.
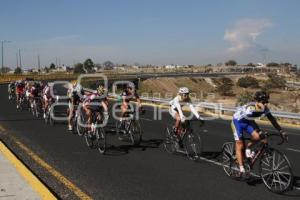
[136, 96, 300, 120]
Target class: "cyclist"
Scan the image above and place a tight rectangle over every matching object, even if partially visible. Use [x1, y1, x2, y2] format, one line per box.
[169, 87, 201, 143]
[67, 81, 83, 131]
[15, 80, 25, 109]
[232, 91, 287, 175]
[42, 83, 52, 118]
[28, 82, 41, 108]
[8, 81, 15, 100]
[82, 85, 109, 133]
[120, 83, 142, 118]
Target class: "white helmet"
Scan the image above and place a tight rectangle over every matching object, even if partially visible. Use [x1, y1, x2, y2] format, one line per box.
[178, 87, 189, 94]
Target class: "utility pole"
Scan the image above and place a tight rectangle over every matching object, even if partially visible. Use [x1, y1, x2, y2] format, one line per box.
[37, 54, 41, 72]
[18, 49, 22, 68]
[16, 53, 19, 68]
[1, 40, 11, 73]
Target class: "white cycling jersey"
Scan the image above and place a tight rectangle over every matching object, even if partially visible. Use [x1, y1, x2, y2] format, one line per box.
[233, 102, 270, 121]
[169, 95, 200, 121]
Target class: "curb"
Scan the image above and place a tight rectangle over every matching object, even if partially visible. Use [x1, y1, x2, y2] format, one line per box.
[0, 140, 57, 200]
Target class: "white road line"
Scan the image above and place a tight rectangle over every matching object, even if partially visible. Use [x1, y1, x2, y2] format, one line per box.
[286, 148, 300, 153]
[140, 117, 153, 121]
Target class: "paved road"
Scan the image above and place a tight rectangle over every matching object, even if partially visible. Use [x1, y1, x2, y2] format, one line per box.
[0, 84, 299, 200]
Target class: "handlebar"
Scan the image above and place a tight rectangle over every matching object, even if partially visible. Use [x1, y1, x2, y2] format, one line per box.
[262, 132, 287, 145]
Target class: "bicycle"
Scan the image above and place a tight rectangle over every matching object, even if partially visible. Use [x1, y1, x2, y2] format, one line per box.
[115, 107, 144, 146]
[8, 87, 15, 100]
[221, 131, 293, 193]
[30, 96, 43, 118]
[164, 119, 203, 161]
[16, 93, 27, 110]
[44, 98, 55, 125]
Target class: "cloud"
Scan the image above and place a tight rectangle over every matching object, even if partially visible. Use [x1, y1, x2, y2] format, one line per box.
[224, 18, 272, 53]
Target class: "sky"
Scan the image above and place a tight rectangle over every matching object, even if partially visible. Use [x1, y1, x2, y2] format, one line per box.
[0, 0, 300, 68]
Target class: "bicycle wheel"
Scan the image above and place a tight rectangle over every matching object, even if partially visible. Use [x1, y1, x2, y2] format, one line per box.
[129, 120, 142, 146]
[44, 111, 50, 124]
[164, 126, 176, 154]
[259, 148, 293, 193]
[76, 114, 85, 136]
[95, 127, 106, 154]
[184, 132, 202, 161]
[72, 117, 78, 134]
[115, 120, 122, 135]
[84, 131, 94, 148]
[222, 142, 240, 178]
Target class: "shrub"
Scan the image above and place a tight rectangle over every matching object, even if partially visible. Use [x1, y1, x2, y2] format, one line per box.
[237, 76, 259, 88]
[263, 73, 286, 90]
[237, 91, 253, 106]
[217, 77, 234, 96]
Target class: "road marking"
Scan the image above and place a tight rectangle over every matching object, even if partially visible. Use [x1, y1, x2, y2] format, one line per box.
[0, 123, 92, 199]
[0, 141, 57, 200]
[140, 117, 153, 121]
[286, 148, 300, 153]
[10, 137, 92, 200]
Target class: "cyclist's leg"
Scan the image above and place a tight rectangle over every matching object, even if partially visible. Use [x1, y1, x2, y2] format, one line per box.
[68, 99, 74, 130]
[246, 124, 261, 149]
[101, 101, 109, 122]
[121, 102, 128, 118]
[83, 105, 92, 131]
[169, 107, 180, 135]
[232, 120, 245, 172]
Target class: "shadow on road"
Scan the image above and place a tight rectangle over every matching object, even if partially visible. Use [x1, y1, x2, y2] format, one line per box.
[201, 151, 222, 160]
[104, 139, 164, 156]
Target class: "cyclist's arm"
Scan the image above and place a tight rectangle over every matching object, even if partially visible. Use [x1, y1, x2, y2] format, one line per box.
[122, 96, 128, 107]
[135, 93, 141, 107]
[174, 100, 185, 121]
[188, 103, 200, 119]
[266, 113, 282, 132]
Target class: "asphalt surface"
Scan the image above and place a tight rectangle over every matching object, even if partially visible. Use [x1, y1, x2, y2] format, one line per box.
[0, 84, 299, 200]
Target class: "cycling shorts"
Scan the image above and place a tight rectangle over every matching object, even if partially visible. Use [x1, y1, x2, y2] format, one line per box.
[231, 118, 255, 141]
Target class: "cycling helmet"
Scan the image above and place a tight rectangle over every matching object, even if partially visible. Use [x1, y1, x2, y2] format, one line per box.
[178, 87, 189, 94]
[254, 91, 269, 103]
[126, 83, 135, 90]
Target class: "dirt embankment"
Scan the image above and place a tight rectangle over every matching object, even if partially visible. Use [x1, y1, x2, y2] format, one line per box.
[139, 76, 300, 113]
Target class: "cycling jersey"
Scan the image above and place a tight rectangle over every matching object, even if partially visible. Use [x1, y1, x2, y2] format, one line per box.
[43, 86, 51, 100]
[16, 82, 25, 94]
[233, 102, 270, 120]
[121, 90, 139, 102]
[83, 93, 105, 105]
[30, 86, 39, 97]
[169, 95, 200, 121]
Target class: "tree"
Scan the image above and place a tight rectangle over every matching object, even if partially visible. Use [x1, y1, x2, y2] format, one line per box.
[103, 61, 115, 70]
[225, 60, 237, 66]
[14, 67, 22, 74]
[263, 73, 286, 90]
[73, 63, 85, 74]
[217, 77, 234, 96]
[1, 67, 11, 73]
[49, 63, 56, 70]
[246, 63, 255, 67]
[237, 76, 259, 88]
[266, 62, 279, 67]
[83, 58, 95, 73]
